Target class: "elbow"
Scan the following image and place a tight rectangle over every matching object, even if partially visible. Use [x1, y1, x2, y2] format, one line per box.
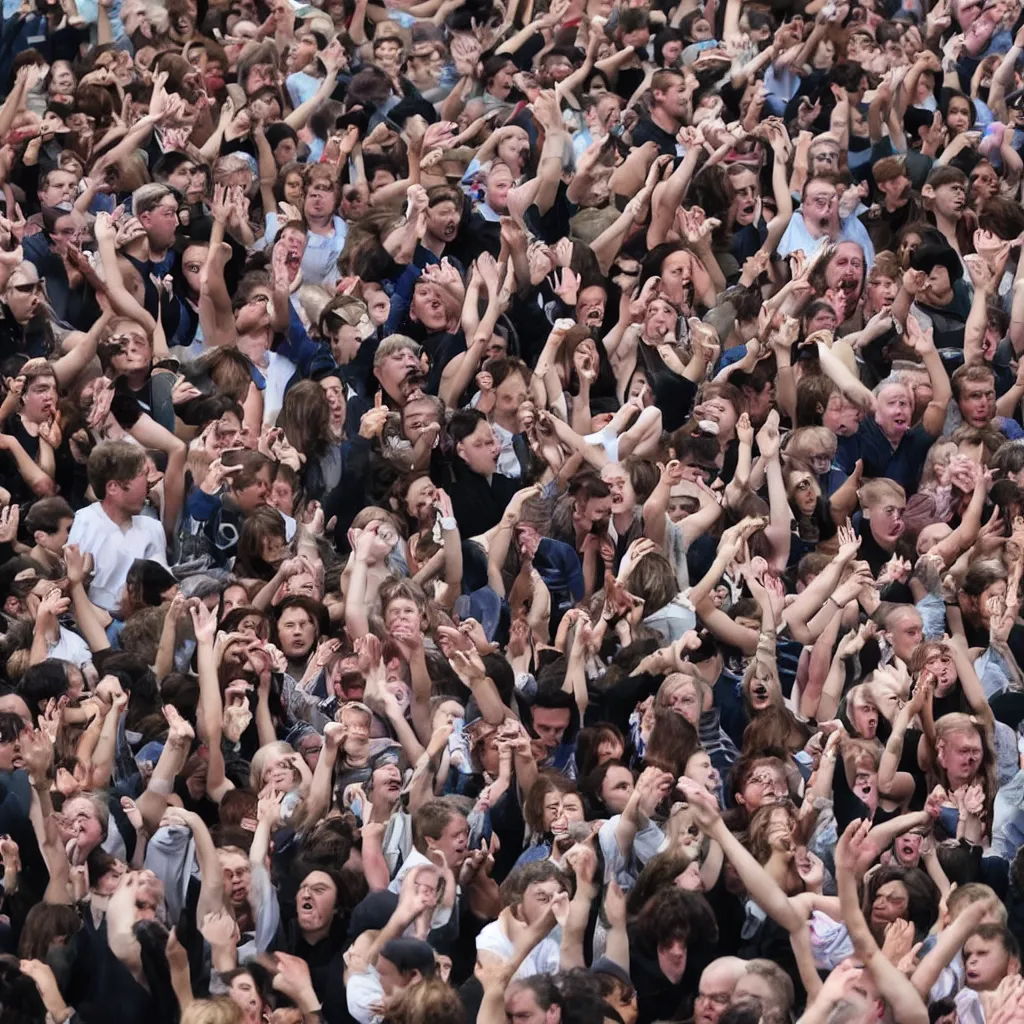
[31, 476, 56, 498]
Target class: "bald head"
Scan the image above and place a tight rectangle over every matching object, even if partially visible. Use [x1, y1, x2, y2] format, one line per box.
[0, 693, 31, 725]
[695, 957, 748, 1024]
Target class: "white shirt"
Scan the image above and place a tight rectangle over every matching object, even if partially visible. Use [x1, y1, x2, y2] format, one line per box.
[68, 502, 167, 613]
[476, 918, 562, 978]
[777, 212, 876, 269]
[261, 350, 297, 427]
[49, 626, 92, 669]
[347, 967, 385, 1024]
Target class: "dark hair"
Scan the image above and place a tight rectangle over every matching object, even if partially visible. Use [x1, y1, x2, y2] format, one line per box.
[23, 497, 74, 537]
[634, 887, 717, 951]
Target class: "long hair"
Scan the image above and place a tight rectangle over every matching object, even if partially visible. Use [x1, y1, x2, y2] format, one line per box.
[279, 380, 333, 460]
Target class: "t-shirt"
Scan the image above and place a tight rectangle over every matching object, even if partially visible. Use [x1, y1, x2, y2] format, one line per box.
[475, 919, 562, 978]
[836, 416, 936, 495]
[67, 503, 167, 612]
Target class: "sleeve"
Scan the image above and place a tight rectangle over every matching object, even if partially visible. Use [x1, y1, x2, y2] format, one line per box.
[185, 486, 223, 523]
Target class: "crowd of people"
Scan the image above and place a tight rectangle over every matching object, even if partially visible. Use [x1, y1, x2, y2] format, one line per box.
[5, 0, 1024, 1022]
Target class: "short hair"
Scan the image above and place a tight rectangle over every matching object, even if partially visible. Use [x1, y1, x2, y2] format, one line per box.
[742, 960, 795, 1016]
[411, 800, 463, 853]
[448, 408, 488, 446]
[990, 440, 1024, 479]
[568, 470, 611, 503]
[947, 883, 1007, 924]
[131, 183, 174, 217]
[373, 334, 421, 367]
[651, 68, 684, 96]
[925, 165, 969, 191]
[87, 441, 146, 500]
[635, 886, 717, 950]
[23, 497, 74, 537]
[952, 363, 996, 401]
[857, 477, 906, 508]
[426, 184, 463, 209]
[498, 860, 571, 910]
[873, 156, 908, 184]
[869, 251, 901, 282]
[968, 923, 1020, 962]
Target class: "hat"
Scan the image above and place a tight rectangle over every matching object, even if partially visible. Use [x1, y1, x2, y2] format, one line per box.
[909, 238, 963, 283]
[264, 122, 299, 152]
[178, 574, 226, 601]
[379, 938, 437, 977]
[590, 957, 632, 989]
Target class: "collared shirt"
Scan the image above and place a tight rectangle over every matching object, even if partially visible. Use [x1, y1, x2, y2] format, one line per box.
[263, 213, 348, 286]
[68, 503, 167, 612]
[777, 211, 876, 269]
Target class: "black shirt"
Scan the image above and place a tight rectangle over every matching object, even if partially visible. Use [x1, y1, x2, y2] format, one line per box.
[440, 460, 524, 537]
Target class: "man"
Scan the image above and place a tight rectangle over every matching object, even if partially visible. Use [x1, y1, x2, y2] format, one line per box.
[956, 925, 1021, 1022]
[947, 365, 1024, 440]
[275, 595, 320, 680]
[132, 183, 181, 275]
[923, 165, 972, 255]
[694, 958, 749, 1024]
[528, 687, 576, 772]
[778, 174, 876, 267]
[67, 441, 167, 613]
[632, 69, 687, 156]
[862, 155, 925, 253]
[906, 239, 972, 350]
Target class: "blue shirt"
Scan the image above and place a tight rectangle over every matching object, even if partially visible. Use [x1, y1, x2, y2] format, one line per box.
[837, 416, 935, 494]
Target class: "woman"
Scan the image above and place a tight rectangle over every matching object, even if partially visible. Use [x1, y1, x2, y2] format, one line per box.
[782, 458, 837, 565]
[0, 262, 57, 359]
[516, 774, 586, 868]
[279, 380, 342, 501]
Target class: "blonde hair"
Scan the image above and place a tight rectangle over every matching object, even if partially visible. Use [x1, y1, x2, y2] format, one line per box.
[249, 740, 297, 791]
[180, 999, 243, 1024]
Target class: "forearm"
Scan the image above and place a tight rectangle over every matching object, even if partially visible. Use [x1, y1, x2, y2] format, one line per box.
[89, 707, 123, 790]
[344, 559, 371, 637]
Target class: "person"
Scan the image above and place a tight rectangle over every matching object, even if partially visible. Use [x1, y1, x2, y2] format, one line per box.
[1, 7, 1024, 1024]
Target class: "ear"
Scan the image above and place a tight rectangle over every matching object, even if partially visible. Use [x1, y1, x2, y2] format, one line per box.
[922, 184, 936, 200]
[1009, 956, 1020, 976]
[32, 530, 47, 547]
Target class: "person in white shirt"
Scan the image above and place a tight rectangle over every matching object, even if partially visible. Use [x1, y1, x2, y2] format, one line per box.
[778, 175, 876, 270]
[68, 440, 167, 614]
[476, 860, 569, 979]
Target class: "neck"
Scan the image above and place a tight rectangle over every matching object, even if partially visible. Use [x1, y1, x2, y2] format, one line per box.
[100, 497, 132, 527]
[124, 368, 149, 390]
[147, 244, 167, 263]
[613, 508, 633, 532]
[493, 408, 517, 432]
[29, 544, 59, 570]
[934, 212, 960, 250]
[423, 230, 445, 257]
[884, 193, 906, 212]
[301, 924, 330, 946]
[307, 212, 333, 233]
[651, 106, 680, 135]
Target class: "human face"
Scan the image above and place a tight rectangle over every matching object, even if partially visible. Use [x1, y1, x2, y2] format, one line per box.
[823, 391, 860, 436]
[21, 373, 57, 423]
[320, 375, 345, 431]
[363, 284, 390, 326]
[945, 97, 972, 135]
[521, 879, 565, 924]
[601, 463, 635, 516]
[940, 728, 983, 787]
[826, 242, 865, 307]
[371, 762, 403, 804]
[810, 143, 841, 175]
[497, 129, 530, 173]
[866, 273, 899, 313]
[731, 170, 759, 226]
[405, 476, 438, 525]
[506, 986, 548, 1024]
[803, 182, 839, 232]
[970, 162, 999, 201]
[600, 765, 635, 814]
[228, 972, 261, 1024]
[577, 494, 613, 533]
[577, 285, 606, 328]
[486, 166, 513, 213]
[376, 345, 420, 400]
[695, 965, 737, 1024]
[5, 271, 45, 322]
[411, 282, 450, 332]
[645, 298, 677, 340]
[181, 244, 209, 297]
[385, 595, 421, 636]
[425, 813, 470, 871]
[959, 375, 996, 427]
[883, 610, 921, 665]
[533, 706, 571, 751]
[245, 62, 276, 94]
[283, 171, 305, 205]
[457, 419, 500, 475]
[790, 472, 818, 516]
[665, 677, 701, 725]
[931, 181, 966, 220]
[659, 251, 692, 306]
[658, 938, 688, 984]
[964, 934, 1013, 990]
[874, 382, 913, 443]
[495, 371, 528, 420]
[222, 584, 249, 616]
[296, 870, 337, 936]
[277, 607, 315, 659]
[110, 328, 153, 377]
[140, 195, 180, 250]
[851, 697, 879, 739]
[871, 880, 909, 928]
[739, 765, 788, 811]
[37, 516, 72, 555]
[234, 466, 272, 513]
[50, 60, 75, 94]
[426, 199, 460, 244]
[696, 396, 738, 440]
[112, 470, 149, 515]
[866, 493, 906, 551]
[39, 170, 77, 208]
[402, 398, 440, 445]
[168, 161, 206, 204]
[219, 849, 252, 907]
[654, 77, 685, 120]
[287, 32, 318, 73]
[685, 750, 720, 795]
[304, 178, 337, 220]
[65, 797, 104, 854]
[488, 60, 516, 96]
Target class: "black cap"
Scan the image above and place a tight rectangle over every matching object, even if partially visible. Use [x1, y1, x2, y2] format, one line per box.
[379, 938, 437, 977]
